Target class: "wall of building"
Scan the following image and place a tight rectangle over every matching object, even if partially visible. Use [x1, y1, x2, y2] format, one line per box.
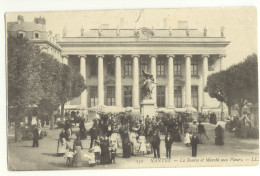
[66, 54, 223, 111]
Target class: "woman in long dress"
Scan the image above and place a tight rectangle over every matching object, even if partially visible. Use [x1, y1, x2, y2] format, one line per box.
[122, 128, 131, 158]
[130, 130, 138, 156]
[100, 136, 110, 164]
[215, 125, 224, 145]
[138, 134, 146, 156]
[73, 134, 83, 167]
[57, 129, 67, 156]
[184, 132, 191, 147]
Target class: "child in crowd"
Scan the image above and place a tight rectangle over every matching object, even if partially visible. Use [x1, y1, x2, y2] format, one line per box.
[65, 147, 75, 167]
[109, 142, 117, 164]
[90, 140, 101, 165]
[184, 131, 191, 147]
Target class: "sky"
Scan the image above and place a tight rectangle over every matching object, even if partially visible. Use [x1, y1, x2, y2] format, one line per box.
[6, 7, 257, 68]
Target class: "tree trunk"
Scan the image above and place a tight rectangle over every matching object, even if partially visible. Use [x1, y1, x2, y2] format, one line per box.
[238, 107, 243, 117]
[14, 118, 22, 142]
[50, 111, 55, 130]
[228, 106, 232, 116]
[61, 103, 65, 117]
[14, 107, 25, 142]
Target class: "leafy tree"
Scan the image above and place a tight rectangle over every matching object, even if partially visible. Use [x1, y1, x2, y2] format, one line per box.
[58, 64, 86, 118]
[8, 35, 44, 141]
[8, 35, 87, 133]
[205, 54, 258, 116]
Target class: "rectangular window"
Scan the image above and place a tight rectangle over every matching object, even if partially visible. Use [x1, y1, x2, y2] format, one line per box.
[124, 59, 132, 76]
[157, 86, 165, 107]
[191, 86, 198, 109]
[107, 86, 115, 106]
[124, 86, 132, 107]
[174, 58, 182, 76]
[34, 33, 39, 39]
[174, 86, 182, 108]
[157, 58, 165, 76]
[90, 58, 98, 76]
[140, 59, 148, 75]
[107, 58, 115, 75]
[90, 86, 98, 107]
[191, 58, 198, 76]
[18, 31, 25, 38]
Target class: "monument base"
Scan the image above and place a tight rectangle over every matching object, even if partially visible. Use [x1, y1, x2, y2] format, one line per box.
[140, 99, 156, 119]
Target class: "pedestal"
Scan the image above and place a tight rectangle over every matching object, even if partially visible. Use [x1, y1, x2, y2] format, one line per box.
[141, 99, 156, 118]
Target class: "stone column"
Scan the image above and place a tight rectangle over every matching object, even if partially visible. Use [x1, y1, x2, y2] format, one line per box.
[167, 55, 175, 108]
[97, 55, 104, 105]
[132, 55, 140, 108]
[115, 55, 122, 107]
[219, 54, 226, 120]
[185, 54, 192, 107]
[150, 55, 157, 105]
[202, 54, 209, 107]
[219, 54, 226, 71]
[79, 55, 87, 107]
[62, 55, 68, 65]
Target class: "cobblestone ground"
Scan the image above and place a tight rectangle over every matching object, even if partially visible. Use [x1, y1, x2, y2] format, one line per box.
[7, 122, 259, 171]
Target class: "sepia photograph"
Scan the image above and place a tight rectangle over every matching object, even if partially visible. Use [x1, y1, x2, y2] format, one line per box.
[5, 7, 259, 171]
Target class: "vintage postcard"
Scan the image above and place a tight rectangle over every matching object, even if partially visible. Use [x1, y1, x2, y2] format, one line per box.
[6, 7, 258, 171]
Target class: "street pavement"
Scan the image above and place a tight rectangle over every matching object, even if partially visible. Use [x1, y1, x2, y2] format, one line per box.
[7, 122, 259, 170]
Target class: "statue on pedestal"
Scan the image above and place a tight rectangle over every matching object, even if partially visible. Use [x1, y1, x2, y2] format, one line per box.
[141, 68, 155, 100]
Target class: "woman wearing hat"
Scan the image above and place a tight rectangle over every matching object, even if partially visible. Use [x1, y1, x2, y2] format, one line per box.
[130, 128, 138, 156]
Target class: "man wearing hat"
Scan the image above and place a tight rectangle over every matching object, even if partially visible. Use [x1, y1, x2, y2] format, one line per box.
[190, 120, 198, 135]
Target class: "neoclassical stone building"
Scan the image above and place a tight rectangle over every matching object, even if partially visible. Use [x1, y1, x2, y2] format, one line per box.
[7, 15, 62, 61]
[59, 22, 230, 113]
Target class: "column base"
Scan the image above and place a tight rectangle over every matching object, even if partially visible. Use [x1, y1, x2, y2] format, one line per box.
[185, 106, 197, 113]
[166, 105, 175, 109]
[185, 104, 192, 107]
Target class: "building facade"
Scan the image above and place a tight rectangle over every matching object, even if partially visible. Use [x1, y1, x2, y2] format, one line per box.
[7, 15, 62, 61]
[59, 21, 230, 113]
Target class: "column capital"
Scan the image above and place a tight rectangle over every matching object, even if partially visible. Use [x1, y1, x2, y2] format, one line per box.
[184, 54, 192, 58]
[219, 54, 226, 58]
[131, 54, 140, 58]
[166, 54, 175, 58]
[61, 54, 69, 58]
[114, 54, 122, 58]
[96, 54, 104, 58]
[149, 54, 157, 58]
[78, 55, 87, 58]
[202, 54, 210, 58]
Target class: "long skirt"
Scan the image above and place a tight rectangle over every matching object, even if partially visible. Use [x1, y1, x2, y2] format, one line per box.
[57, 138, 67, 156]
[73, 146, 82, 167]
[101, 151, 110, 164]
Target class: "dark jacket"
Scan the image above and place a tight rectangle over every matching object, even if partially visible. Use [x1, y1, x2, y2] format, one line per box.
[151, 134, 160, 147]
[89, 126, 99, 138]
[165, 135, 173, 147]
[191, 135, 199, 146]
[198, 124, 206, 134]
[33, 128, 39, 140]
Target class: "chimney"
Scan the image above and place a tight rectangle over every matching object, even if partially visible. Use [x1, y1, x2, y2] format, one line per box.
[120, 18, 124, 28]
[164, 18, 168, 29]
[17, 15, 24, 24]
[34, 16, 46, 25]
[178, 21, 188, 29]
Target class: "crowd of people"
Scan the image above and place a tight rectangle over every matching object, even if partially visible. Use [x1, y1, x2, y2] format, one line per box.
[226, 113, 258, 139]
[51, 112, 227, 167]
